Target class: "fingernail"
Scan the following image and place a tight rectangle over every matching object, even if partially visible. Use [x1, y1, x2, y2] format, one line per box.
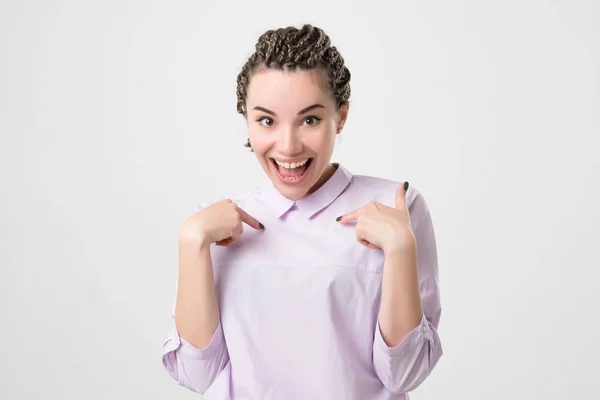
[404, 181, 409, 191]
[336, 216, 342, 222]
[259, 223, 265, 229]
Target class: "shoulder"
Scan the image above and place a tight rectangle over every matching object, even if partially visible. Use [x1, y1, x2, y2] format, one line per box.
[348, 173, 429, 212]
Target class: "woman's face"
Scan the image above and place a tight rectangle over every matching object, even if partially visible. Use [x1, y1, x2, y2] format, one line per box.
[245, 68, 348, 201]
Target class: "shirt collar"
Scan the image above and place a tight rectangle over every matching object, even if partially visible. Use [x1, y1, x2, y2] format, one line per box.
[260, 163, 353, 219]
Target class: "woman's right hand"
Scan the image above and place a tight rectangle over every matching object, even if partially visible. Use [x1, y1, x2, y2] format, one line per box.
[179, 199, 264, 247]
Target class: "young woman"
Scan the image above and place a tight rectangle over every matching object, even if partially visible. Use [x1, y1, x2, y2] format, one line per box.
[162, 24, 443, 399]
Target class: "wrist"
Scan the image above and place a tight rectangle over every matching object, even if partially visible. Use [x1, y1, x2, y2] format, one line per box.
[383, 236, 416, 259]
[179, 234, 212, 254]
[178, 239, 213, 275]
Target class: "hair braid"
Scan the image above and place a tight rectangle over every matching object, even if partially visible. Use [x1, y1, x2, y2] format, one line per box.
[236, 24, 351, 127]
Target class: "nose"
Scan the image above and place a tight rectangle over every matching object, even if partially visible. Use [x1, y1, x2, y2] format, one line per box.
[276, 125, 303, 156]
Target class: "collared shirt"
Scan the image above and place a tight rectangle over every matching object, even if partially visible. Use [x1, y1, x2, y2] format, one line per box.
[162, 164, 443, 399]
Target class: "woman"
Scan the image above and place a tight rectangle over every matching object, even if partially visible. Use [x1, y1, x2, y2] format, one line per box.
[162, 24, 443, 399]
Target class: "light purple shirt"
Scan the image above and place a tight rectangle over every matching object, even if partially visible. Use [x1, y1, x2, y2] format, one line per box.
[162, 164, 443, 399]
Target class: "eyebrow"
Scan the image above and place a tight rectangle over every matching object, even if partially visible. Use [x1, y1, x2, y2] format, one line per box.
[252, 103, 325, 116]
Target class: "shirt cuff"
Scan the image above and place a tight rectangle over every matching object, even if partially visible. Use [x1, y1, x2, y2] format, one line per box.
[374, 313, 433, 358]
[163, 322, 225, 360]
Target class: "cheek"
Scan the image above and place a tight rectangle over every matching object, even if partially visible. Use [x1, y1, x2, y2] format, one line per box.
[247, 127, 268, 152]
[311, 126, 337, 151]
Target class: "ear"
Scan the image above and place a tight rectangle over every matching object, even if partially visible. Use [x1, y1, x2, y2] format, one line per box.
[337, 102, 349, 132]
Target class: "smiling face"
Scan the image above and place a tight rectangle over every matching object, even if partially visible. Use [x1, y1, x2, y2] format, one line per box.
[245, 68, 348, 201]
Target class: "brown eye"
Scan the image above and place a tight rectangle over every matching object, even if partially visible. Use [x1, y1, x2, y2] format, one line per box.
[303, 116, 322, 126]
[258, 117, 274, 127]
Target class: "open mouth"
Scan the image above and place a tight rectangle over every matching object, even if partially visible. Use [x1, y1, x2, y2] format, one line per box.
[271, 158, 313, 183]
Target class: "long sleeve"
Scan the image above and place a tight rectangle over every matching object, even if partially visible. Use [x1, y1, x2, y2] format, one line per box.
[372, 189, 443, 394]
[162, 310, 230, 394]
[161, 201, 230, 394]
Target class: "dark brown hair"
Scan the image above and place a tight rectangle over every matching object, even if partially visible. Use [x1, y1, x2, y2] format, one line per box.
[236, 24, 351, 149]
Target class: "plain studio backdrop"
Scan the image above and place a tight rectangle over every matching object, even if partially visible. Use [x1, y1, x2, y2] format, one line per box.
[1, 0, 598, 399]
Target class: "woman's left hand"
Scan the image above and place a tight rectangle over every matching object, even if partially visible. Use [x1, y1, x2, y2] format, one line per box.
[337, 181, 415, 254]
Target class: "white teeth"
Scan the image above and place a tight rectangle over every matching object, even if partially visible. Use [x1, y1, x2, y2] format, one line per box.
[275, 159, 309, 169]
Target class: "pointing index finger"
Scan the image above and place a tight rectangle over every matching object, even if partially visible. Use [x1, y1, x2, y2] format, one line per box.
[336, 208, 361, 224]
[395, 181, 409, 210]
[237, 207, 265, 230]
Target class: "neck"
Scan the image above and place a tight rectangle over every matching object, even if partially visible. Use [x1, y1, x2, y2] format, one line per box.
[307, 163, 338, 196]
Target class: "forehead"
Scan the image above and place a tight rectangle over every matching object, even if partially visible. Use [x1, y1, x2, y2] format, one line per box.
[246, 68, 333, 111]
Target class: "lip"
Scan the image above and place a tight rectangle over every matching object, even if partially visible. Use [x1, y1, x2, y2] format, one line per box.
[271, 158, 312, 185]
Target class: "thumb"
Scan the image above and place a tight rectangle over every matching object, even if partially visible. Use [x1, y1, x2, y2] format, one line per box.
[395, 181, 409, 209]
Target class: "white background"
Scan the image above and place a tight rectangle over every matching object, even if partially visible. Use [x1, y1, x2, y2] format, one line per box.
[1, 0, 599, 399]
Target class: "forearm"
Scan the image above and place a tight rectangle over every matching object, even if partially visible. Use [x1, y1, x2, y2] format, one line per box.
[175, 240, 220, 349]
[378, 242, 423, 347]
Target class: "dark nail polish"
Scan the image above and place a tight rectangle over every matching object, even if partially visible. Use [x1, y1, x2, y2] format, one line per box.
[259, 223, 265, 229]
[404, 181, 409, 191]
[336, 216, 342, 222]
